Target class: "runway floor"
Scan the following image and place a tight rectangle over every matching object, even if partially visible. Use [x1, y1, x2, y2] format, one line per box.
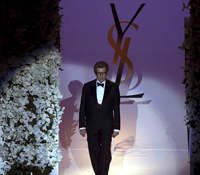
[59, 148, 189, 175]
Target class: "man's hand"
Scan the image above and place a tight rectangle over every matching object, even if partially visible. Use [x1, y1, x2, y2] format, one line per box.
[112, 131, 119, 138]
[79, 129, 86, 137]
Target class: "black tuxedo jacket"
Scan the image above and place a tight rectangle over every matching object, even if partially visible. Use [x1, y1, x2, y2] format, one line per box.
[79, 79, 120, 134]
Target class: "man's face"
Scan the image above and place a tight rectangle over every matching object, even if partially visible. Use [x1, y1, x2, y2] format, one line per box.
[96, 68, 107, 83]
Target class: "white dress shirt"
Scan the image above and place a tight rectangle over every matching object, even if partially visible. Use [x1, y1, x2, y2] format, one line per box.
[96, 80, 105, 105]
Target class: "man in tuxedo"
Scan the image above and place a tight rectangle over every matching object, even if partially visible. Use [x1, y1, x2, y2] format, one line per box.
[79, 61, 120, 175]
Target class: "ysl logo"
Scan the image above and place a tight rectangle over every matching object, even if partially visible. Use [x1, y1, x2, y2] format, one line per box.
[108, 3, 146, 99]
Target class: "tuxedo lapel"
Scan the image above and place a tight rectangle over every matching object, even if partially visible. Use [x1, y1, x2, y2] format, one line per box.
[102, 79, 112, 105]
[90, 80, 97, 103]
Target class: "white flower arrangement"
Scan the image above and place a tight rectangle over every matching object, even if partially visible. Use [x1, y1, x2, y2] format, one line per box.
[180, 0, 200, 173]
[0, 46, 64, 173]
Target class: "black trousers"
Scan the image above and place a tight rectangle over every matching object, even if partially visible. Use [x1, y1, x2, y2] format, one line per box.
[87, 128, 112, 175]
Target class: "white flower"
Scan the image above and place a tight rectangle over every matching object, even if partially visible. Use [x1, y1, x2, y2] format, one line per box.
[0, 46, 64, 171]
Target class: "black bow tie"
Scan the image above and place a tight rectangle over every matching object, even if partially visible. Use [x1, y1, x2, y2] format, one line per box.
[97, 82, 104, 87]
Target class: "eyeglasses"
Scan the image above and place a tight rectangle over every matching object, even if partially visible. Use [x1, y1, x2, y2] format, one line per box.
[96, 72, 107, 76]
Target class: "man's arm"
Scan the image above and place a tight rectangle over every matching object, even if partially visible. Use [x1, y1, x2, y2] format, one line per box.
[79, 85, 86, 137]
[113, 85, 120, 138]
